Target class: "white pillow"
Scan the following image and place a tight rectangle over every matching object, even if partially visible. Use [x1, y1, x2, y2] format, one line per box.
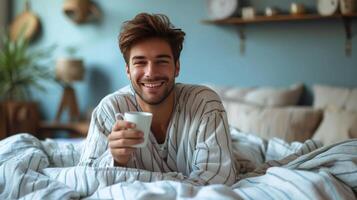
[224, 87, 255, 101]
[205, 84, 254, 102]
[244, 83, 303, 107]
[226, 102, 322, 142]
[312, 109, 357, 146]
[313, 85, 357, 112]
[208, 83, 303, 107]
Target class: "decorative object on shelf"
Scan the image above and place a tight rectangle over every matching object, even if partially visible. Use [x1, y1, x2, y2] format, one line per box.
[241, 7, 256, 20]
[265, 7, 279, 17]
[206, 0, 240, 20]
[340, 0, 356, 14]
[63, 0, 101, 24]
[290, 3, 306, 15]
[0, 32, 53, 137]
[55, 47, 85, 122]
[317, 0, 339, 16]
[10, 0, 41, 42]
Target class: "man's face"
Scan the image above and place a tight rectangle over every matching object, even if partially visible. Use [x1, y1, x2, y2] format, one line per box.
[126, 38, 180, 105]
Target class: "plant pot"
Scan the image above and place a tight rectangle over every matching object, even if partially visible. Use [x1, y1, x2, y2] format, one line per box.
[1, 101, 40, 137]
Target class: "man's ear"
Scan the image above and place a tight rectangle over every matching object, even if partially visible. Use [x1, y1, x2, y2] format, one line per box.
[125, 64, 131, 80]
[175, 61, 180, 77]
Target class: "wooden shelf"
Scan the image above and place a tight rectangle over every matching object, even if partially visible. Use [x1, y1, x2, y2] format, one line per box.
[203, 13, 357, 56]
[203, 13, 357, 25]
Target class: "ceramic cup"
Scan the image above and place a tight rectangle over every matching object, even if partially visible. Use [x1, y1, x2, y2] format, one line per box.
[116, 112, 152, 148]
[241, 7, 256, 20]
[340, 0, 356, 14]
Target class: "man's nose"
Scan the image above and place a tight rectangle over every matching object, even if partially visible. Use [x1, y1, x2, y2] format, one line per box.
[145, 62, 156, 76]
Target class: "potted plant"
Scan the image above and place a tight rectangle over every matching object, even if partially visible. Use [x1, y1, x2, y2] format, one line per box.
[0, 32, 54, 138]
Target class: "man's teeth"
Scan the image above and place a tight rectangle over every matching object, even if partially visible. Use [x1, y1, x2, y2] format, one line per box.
[143, 82, 164, 88]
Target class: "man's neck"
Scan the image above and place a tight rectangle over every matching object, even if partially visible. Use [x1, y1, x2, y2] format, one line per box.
[136, 89, 175, 143]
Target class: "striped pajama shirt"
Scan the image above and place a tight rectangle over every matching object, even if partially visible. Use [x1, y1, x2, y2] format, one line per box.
[78, 83, 237, 186]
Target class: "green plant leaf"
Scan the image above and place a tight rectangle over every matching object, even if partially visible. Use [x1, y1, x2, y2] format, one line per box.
[0, 31, 55, 101]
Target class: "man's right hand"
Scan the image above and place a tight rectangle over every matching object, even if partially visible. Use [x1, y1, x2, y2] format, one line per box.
[108, 120, 144, 167]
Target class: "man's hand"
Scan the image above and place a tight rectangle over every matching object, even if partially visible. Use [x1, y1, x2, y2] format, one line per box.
[108, 120, 144, 166]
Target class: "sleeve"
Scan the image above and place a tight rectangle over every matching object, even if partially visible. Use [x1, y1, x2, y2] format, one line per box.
[77, 100, 116, 167]
[156, 110, 237, 186]
[188, 110, 237, 186]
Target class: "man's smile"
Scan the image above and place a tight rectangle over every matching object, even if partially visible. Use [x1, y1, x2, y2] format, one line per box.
[140, 81, 166, 89]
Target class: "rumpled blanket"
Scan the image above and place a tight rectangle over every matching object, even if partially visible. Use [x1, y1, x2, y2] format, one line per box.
[0, 130, 356, 200]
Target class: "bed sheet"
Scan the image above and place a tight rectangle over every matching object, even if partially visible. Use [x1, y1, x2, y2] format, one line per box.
[0, 130, 356, 200]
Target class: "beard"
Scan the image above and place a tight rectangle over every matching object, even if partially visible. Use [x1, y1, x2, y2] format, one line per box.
[131, 77, 176, 106]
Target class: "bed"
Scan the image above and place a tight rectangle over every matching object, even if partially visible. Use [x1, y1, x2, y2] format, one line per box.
[0, 129, 356, 199]
[1, 83, 357, 199]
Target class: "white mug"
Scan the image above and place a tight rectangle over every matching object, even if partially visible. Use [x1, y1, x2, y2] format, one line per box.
[241, 7, 256, 20]
[115, 112, 153, 148]
[340, 0, 356, 14]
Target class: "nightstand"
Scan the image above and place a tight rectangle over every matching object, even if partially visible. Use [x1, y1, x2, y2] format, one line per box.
[39, 121, 89, 139]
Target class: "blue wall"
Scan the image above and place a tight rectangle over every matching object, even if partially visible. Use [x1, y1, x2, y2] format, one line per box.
[13, 0, 357, 120]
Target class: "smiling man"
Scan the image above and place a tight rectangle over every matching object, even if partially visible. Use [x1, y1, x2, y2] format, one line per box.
[79, 13, 236, 186]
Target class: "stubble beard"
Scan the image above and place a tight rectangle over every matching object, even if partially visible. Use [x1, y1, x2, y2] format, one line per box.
[131, 79, 176, 106]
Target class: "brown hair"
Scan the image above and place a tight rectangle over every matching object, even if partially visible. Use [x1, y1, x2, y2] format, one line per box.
[119, 13, 185, 64]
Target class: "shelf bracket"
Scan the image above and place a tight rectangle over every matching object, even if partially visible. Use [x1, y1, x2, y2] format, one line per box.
[342, 17, 353, 57]
[237, 26, 246, 55]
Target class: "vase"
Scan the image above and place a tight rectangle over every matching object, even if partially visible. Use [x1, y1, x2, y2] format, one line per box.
[340, 0, 356, 14]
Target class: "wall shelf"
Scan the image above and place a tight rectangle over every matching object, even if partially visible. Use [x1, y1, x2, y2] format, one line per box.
[203, 13, 357, 56]
[202, 13, 357, 25]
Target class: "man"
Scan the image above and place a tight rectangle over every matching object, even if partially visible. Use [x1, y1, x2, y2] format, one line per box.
[79, 13, 236, 186]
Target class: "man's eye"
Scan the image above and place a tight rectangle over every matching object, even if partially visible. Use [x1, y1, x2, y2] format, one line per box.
[157, 60, 169, 64]
[134, 61, 146, 65]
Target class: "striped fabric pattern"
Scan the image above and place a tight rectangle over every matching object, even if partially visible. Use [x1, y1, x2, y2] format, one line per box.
[1, 133, 357, 199]
[232, 139, 357, 200]
[78, 83, 237, 186]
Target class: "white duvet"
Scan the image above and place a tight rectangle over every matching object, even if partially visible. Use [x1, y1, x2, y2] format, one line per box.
[0, 129, 356, 200]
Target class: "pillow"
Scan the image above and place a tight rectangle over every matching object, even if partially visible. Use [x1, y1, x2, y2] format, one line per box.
[226, 102, 323, 142]
[312, 109, 357, 146]
[224, 87, 255, 101]
[313, 85, 357, 112]
[244, 83, 304, 107]
[345, 89, 357, 112]
[208, 83, 303, 107]
[205, 84, 254, 102]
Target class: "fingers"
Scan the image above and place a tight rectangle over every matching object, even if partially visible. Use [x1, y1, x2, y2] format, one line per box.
[109, 138, 144, 148]
[110, 147, 136, 156]
[109, 129, 144, 140]
[112, 120, 136, 131]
